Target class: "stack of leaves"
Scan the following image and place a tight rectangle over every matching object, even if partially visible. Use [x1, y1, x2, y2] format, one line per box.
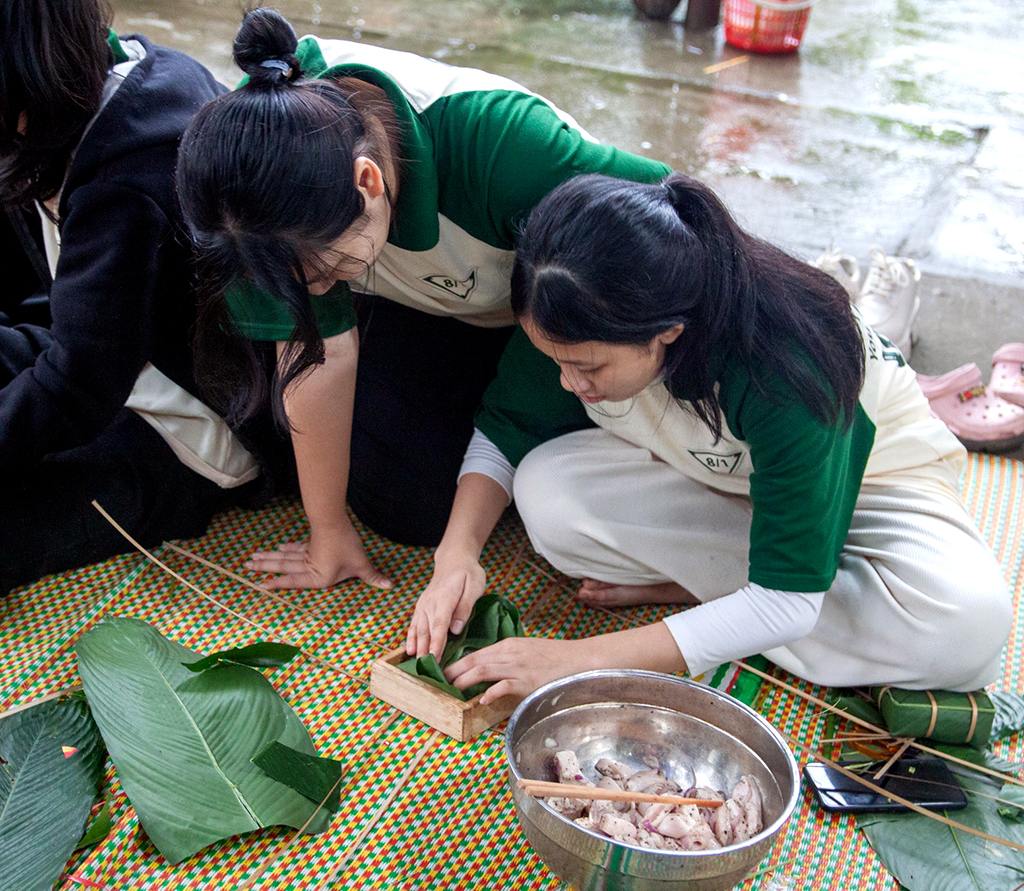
[825, 688, 1024, 891]
[398, 594, 524, 700]
[0, 697, 105, 891]
[0, 616, 343, 886]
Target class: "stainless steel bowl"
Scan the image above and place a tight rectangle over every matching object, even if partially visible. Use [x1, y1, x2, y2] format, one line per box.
[505, 670, 800, 891]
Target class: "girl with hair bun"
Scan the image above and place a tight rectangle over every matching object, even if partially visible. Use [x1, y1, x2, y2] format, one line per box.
[439, 172, 1012, 702]
[176, 8, 669, 592]
[0, 0, 290, 593]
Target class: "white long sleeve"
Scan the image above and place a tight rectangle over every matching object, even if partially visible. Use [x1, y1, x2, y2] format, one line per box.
[458, 428, 515, 504]
[663, 583, 825, 678]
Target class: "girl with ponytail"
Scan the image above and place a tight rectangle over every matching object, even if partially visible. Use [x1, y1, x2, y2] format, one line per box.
[435, 173, 1011, 703]
[176, 8, 670, 593]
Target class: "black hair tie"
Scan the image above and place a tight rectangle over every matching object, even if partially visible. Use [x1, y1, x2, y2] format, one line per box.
[259, 58, 293, 79]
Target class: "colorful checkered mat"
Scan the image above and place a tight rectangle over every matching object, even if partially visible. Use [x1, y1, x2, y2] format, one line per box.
[2, 453, 1022, 890]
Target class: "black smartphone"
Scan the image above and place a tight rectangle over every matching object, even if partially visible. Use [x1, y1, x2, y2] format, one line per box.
[804, 757, 968, 813]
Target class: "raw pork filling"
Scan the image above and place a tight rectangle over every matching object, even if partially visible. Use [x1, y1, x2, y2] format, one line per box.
[545, 750, 764, 850]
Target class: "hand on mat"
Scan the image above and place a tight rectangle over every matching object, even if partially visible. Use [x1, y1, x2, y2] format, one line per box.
[244, 523, 392, 591]
[444, 637, 598, 705]
[406, 554, 487, 661]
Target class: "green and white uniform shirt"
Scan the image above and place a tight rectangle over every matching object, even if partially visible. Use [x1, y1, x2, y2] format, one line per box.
[578, 316, 965, 593]
[226, 37, 670, 340]
[479, 316, 965, 594]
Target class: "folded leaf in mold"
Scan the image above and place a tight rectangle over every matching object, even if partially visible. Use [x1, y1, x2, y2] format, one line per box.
[398, 594, 525, 700]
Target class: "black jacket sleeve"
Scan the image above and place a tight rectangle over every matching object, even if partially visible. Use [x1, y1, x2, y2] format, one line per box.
[0, 179, 183, 464]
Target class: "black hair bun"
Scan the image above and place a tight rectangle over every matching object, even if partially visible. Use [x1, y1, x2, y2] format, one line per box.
[233, 7, 302, 84]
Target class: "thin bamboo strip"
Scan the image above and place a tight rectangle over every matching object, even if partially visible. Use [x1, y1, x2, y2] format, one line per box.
[734, 659, 1024, 789]
[817, 734, 894, 744]
[520, 580, 563, 626]
[162, 542, 389, 653]
[321, 733, 441, 886]
[871, 739, 914, 781]
[236, 712, 402, 890]
[518, 779, 724, 809]
[91, 502, 362, 684]
[0, 683, 82, 719]
[63, 877, 108, 889]
[785, 733, 1024, 853]
[518, 558, 637, 631]
[703, 55, 750, 74]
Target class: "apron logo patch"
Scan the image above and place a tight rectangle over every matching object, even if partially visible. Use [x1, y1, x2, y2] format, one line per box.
[423, 270, 477, 299]
[688, 450, 743, 474]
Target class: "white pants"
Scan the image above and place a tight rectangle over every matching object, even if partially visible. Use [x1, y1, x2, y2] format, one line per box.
[514, 430, 1013, 692]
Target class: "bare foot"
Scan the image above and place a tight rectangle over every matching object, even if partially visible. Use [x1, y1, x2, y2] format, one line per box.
[577, 578, 699, 608]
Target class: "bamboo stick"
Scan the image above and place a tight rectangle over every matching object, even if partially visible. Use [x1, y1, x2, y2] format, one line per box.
[162, 541, 389, 653]
[0, 684, 82, 720]
[90, 502, 361, 683]
[872, 738, 914, 781]
[517, 779, 724, 809]
[784, 732, 1024, 853]
[733, 659, 1024, 789]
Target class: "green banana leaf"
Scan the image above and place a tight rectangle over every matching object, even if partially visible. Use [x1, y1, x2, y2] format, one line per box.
[398, 594, 525, 701]
[825, 689, 885, 727]
[251, 741, 343, 813]
[76, 617, 332, 864]
[184, 641, 300, 672]
[991, 691, 1024, 742]
[857, 766, 1024, 890]
[997, 784, 1024, 822]
[0, 697, 105, 891]
[75, 799, 113, 850]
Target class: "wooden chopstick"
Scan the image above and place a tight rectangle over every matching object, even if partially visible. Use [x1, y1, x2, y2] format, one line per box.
[517, 779, 724, 809]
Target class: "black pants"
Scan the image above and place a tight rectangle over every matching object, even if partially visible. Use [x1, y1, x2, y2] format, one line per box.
[348, 297, 514, 548]
[0, 409, 240, 594]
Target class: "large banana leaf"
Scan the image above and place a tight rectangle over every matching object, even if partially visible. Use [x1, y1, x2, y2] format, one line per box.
[0, 696, 104, 891]
[76, 617, 331, 864]
[857, 766, 1024, 890]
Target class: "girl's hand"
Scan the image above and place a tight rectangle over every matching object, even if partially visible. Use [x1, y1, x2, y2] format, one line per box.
[443, 637, 600, 705]
[406, 554, 487, 661]
[244, 520, 392, 591]
[444, 624, 687, 705]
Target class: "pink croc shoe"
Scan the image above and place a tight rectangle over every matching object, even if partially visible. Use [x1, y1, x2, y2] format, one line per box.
[991, 342, 1024, 408]
[916, 363, 1024, 452]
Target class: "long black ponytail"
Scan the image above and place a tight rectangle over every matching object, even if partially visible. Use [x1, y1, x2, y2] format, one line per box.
[177, 7, 393, 427]
[511, 173, 865, 439]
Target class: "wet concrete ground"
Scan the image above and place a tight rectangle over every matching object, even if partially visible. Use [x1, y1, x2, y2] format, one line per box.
[113, 0, 1024, 455]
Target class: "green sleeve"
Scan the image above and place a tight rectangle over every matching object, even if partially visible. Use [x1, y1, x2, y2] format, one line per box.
[223, 279, 357, 342]
[107, 30, 129, 63]
[722, 366, 876, 592]
[425, 91, 672, 249]
[475, 327, 593, 466]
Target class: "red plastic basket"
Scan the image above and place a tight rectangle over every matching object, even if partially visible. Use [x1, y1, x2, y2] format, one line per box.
[722, 0, 816, 54]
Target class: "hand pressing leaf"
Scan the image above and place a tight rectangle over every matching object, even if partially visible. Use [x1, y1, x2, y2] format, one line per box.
[399, 594, 525, 700]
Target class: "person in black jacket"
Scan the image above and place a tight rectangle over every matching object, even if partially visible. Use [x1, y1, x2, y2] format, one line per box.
[0, 0, 294, 593]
